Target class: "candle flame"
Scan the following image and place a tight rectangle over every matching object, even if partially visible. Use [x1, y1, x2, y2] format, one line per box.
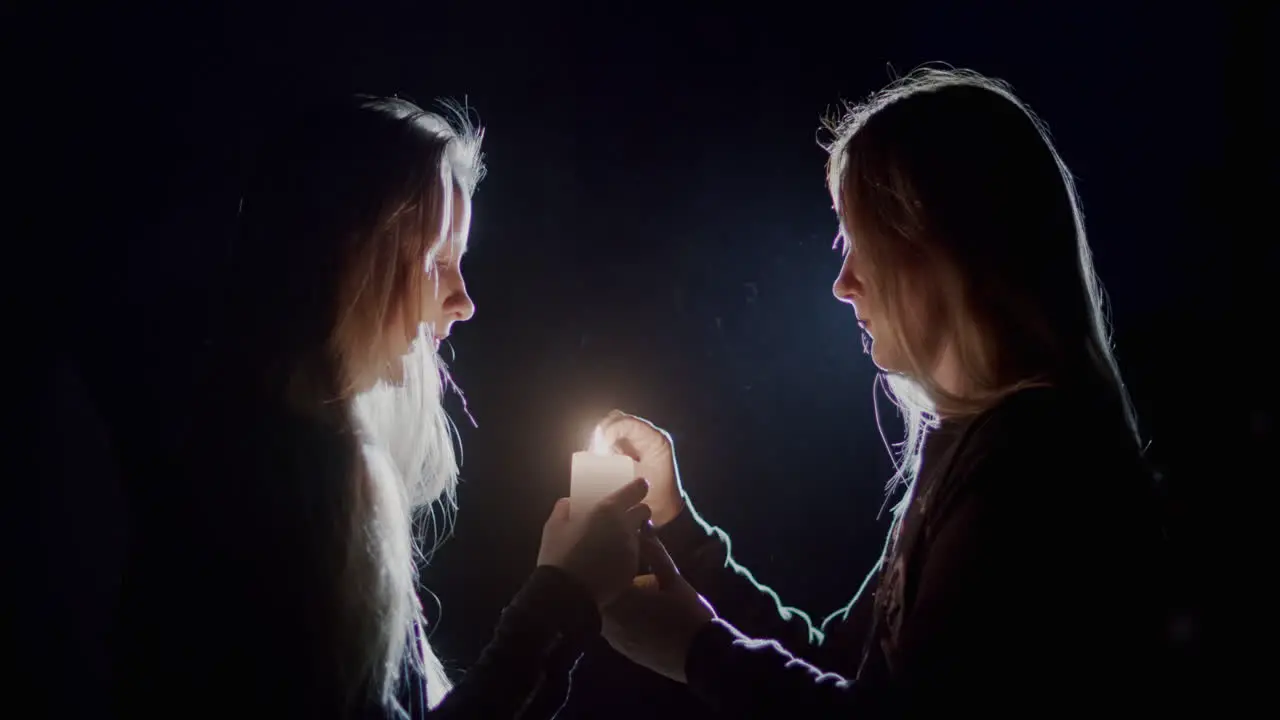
[590, 426, 610, 455]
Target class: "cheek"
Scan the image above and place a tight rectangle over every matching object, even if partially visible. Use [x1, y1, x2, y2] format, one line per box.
[898, 291, 950, 364]
[394, 277, 432, 337]
[420, 270, 444, 313]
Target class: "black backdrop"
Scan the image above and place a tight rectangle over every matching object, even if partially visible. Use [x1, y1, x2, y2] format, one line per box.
[7, 1, 1268, 716]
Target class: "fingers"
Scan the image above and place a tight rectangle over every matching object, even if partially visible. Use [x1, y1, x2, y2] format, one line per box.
[621, 502, 653, 531]
[638, 533, 681, 588]
[602, 409, 652, 428]
[611, 435, 643, 463]
[603, 576, 661, 621]
[545, 497, 571, 526]
[599, 412, 669, 444]
[599, 476, 649, 511]
[631, 574, 661, 593]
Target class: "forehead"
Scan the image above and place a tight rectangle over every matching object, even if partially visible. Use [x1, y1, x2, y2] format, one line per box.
[445, 183, 472, 254]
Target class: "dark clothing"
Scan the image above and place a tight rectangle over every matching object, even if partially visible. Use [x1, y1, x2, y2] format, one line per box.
[385, 566, 599, 720]
[659, 384, 1168, 716]
[116, 390, 598, 720]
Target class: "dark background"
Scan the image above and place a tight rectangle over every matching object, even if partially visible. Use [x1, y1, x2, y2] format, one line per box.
[8, 1, 1269, 716]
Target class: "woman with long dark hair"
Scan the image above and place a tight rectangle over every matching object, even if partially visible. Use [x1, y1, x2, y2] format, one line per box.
[598, 68, 1167, 715]
[115, 96, 648, 719]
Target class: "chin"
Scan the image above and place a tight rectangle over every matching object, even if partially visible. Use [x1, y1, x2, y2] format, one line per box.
[869, 344, 904, 375]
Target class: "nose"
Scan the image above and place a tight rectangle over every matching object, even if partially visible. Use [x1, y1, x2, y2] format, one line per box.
[832, 255, 864, 306]
[445, 277, 475, 323]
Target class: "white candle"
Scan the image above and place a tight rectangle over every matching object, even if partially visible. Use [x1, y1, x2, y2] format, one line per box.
[570, 426, 636, 512]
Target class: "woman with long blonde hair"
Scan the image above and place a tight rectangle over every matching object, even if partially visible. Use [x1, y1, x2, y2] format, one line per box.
[596, 68, 1167, 714]
[115, 95, 650, 719]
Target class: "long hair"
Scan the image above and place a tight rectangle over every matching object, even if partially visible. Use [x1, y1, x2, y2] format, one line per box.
[197, 95, 483, 714]
[823, 67, 1137, 504]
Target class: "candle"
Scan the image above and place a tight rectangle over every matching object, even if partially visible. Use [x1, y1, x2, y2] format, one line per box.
[570, 426, 637, 512]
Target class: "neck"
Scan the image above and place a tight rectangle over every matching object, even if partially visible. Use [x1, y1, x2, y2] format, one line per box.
[927, 343, 968, 418]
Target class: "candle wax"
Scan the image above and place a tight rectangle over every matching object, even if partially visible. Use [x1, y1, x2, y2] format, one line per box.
[570, 451, 636, 512]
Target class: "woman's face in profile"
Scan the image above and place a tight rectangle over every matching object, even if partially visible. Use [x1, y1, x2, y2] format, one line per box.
[831, 211, 957, 392]
[832, 221, 907, 375]
[383, 185, 476, 369]
[420, 185, 475, 351]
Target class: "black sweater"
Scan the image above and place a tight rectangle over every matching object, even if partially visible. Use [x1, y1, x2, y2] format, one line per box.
[658, 385, 1168, 716]
[387, 566, 599, 719]
[116, 391, 599, 720]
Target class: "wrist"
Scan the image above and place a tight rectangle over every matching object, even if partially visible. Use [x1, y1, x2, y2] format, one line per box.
[671, 616, 718, 685]
[683, 618, 743, 689]
[538, 561, 605, 605]
[654, 497, 711, 562]
[514, 566, 602, 643]
[652, 495, 687, 529]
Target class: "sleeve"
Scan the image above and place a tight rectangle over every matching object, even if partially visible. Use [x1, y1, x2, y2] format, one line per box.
[657, 498, 870, 669]
[426, 565, 600, 719]
[680, 446, 1077, 718]
[682, 619, 889, 718]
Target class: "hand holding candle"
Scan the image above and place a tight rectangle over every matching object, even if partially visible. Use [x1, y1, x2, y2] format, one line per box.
[602, 533, 716, 684]
[538, 476, 653, 606]
[535, 424, 653, 607]
[570, 426, 638, 513]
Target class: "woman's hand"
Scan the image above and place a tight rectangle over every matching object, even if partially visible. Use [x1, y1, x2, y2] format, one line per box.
[598, 410, 685, 527]
[538, 477, 652, 607]
[601, 531, 716, 683]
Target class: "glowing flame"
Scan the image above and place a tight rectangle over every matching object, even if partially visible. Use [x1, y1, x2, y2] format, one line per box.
[590, 426, 610, 455]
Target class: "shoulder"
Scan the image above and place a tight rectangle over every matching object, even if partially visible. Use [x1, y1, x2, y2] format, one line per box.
[968, 383, 1136, 467]
[192, 391, 355, 468]
[967, 384, 1092, 446]
[934, 383, 1147, 514]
